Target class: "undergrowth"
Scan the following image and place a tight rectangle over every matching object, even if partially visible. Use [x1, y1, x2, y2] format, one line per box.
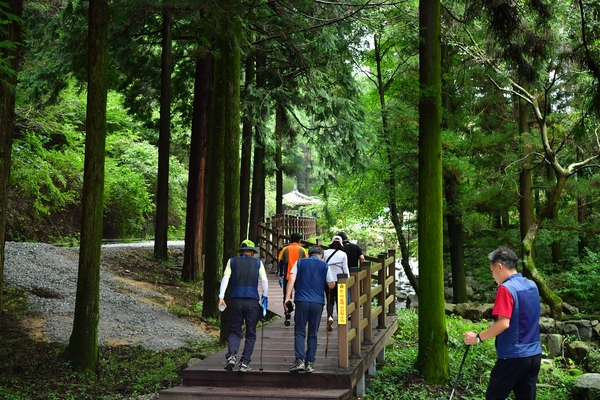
[364, 309, 578, 400]
[0, 251, 222, 400]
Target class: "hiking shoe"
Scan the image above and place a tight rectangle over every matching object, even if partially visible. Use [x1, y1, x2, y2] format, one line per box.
[305, 362, 315, 373]
[289, 359, 305, 372]
[284, 313, 291, 326]
[326, 316, 333, 331]
[224, 355, 236, 371]
[238, 362, 252, 372]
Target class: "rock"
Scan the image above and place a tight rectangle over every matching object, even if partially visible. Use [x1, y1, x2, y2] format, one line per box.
[539, 317, 556, 334]
[406, 294, 419, 310]
[593, 323, 600, 341]
[541, 333, 563, 359]
[464, 305, 484, 321]
[564, 320, 594, 341]
[563, 302, 580, 316]
[567, 341, 591, 364]
[445, 303, 456, 316]
[573, 373, 600, 400]
[588, 353, 600, 373]
[453, 303, 468, 319]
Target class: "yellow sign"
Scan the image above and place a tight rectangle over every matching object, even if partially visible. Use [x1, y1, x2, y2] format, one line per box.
[337, 283, 346, 325]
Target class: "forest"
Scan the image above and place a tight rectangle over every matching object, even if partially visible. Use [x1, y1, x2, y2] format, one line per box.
[1, 0, 600, 398]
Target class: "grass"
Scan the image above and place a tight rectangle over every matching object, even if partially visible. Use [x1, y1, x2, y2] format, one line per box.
[363, 309, 580, 400]
[0, 248, 223, 400]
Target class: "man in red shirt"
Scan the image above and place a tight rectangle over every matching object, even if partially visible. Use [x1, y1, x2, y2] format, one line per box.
[464, 246, 541, 400]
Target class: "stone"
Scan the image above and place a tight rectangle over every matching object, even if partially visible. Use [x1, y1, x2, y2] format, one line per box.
[563, 320, 594, 341]
[573, 373, 600, 400]
[187, 357, 203, 367]
[588, 353, 600, 373]
[406, 294, 419, 310]
[541, 333, 563, 359]
[539, 317, 556, 334]
[563, 302, 580, 316]
[445, 303, 456, 316]
[567, 341, 591, 364]
[453, 303, 468, 319]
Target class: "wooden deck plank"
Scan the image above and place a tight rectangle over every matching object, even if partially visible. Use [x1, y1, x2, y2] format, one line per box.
[160, 259, 398, 400]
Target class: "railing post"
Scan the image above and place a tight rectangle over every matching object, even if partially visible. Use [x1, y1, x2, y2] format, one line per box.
[377, 252, 387, 329]
[337, 273, 349, 370]
[387, 249, 396, 316]
[258, 221, 264, 259]
[265, 217, 271, 261]
[350, 267, 360, 357]
[362, 260, 373, 344]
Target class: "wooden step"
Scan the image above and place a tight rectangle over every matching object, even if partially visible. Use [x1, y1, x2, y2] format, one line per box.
[159, 385, 353, 400]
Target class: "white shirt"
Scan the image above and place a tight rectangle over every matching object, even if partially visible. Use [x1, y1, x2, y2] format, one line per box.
[323, 248, 348, 281]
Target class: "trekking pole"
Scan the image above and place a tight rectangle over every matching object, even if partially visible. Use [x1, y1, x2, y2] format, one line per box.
[259, 296, 268, 373]
[449, 345, 470, 400]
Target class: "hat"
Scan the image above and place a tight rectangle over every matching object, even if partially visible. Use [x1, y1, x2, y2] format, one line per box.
[337, 231, 348, 241]
[239, 239, 258, 253]
[329, 235, 343, 247]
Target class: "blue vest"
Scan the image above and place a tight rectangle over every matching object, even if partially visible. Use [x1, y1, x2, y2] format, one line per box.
[294, 256, 328, 305]
[229, 255, 260, 300]
[496, 273, 542, 359]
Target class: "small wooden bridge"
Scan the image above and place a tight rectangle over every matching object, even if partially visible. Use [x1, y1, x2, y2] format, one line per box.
[160, 217, 398, 400]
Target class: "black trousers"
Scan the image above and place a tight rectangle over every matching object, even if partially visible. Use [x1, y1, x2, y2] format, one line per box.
[486, 353, 542, 400]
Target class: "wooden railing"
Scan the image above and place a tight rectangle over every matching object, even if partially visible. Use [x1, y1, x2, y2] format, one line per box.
[337, 249, 396, 369]
[257, 213, 317, 265]
[258, 221, 397, 370]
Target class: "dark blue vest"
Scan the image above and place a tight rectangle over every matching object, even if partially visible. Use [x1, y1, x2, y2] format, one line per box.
[294, 256, 328, 305]
[229, 255, 260, 300]
[496, 273, 542, 359]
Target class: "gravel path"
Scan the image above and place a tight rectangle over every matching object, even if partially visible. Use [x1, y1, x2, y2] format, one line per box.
[3, 241, 210, 351]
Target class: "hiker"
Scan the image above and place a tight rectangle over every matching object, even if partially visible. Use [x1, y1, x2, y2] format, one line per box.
[463, 246, 542, 400]
[337, 231, 365, 269]
[277, 232, 308, 325]
[285, 245, 335, 373]
[218, 239, 269, 373]
[323, 235, 349, 331]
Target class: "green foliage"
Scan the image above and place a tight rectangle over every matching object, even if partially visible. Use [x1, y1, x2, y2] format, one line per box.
[364, 310, 579, 400]
[550, 249, 600, 312]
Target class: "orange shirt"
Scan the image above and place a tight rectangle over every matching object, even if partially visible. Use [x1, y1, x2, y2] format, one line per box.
[278, 242, 308, 280]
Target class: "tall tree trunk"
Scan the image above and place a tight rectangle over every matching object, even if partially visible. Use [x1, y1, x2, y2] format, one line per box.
[240, 54, 255, 241]
[546, 163, 561, 265]
[0, 0, 23, 325]
[154, 7, 172, 260]
[417, 0, 449, 383]
[373, 34, 419, 294]
[275, 102, 283, 215]
[445, 175, 467, 303]
[182, 52, 213, 282]
[577, 195, 587, 255]
[522, 173, 566, 320]
[248, 55, 267, 244]
[441, 41, 466, 303]
[65, 0, 108, 372]
[518, 99, 534, 267]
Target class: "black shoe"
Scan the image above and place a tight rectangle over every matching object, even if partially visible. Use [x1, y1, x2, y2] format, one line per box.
[284, 313, 291, 326]
[224, 355, 236, 371]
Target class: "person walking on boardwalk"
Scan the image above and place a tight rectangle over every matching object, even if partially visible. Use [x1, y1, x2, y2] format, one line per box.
[285, 245, 335, 373]
[337, 231, 365, 269]
[323, 235, 349, 331]
[218, 239, 269, 372]
[278, 232, 308, 325]
[463, 246, 542, 400]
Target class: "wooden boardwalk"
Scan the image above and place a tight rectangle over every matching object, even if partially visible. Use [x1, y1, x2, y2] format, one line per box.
[160, 254, 398, 400]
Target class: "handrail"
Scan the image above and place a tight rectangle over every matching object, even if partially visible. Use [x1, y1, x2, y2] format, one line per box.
[257, 215, 397, 370]
[337, 248, 396, 369]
